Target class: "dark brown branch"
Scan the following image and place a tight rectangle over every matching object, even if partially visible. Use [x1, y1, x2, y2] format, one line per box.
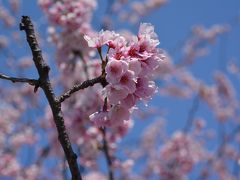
[58, 75, 107, 103]
[36, 146, 50, 165]
[20, 16, 82, 180]
[0, 73, 38, 85]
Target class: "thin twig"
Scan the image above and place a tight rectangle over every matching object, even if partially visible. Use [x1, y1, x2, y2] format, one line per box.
[20, 16, 82, 180]
[183, 94, 200, 132]
[58, 75, 106, 103]
[36, 146, 50, 165]
[73, 50, 89, 80]
[100, 128, 114, 180]
[196, 125, 240, 180]
[96, 47, 114, 180]
[0, 73, 38, 85]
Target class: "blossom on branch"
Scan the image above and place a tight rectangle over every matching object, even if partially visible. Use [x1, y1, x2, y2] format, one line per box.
[86, 23, 164, 127]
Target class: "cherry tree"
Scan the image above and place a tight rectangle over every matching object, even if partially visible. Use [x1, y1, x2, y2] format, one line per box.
[0, 0, 239, 180]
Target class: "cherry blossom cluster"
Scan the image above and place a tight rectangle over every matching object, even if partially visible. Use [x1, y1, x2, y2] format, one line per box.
[0, 153, 20, 177]
[199, 71, 238, 122]
[39, 0, 97, 66]
[47, 26, 94, 65]
[182, 24, 229, 65]
[85, 23, 163, 127]
[38, 0, 97, 29]
[158, 131, 206, 179]
[128, 0, 167, 23]
[228, 61, 240, 75]
[9, 0, 20, 13]
[0, 3, 15, 27]
[37, 0, 141, 169]
[0, 86, 39, 178]
[110, 0, 167, 24]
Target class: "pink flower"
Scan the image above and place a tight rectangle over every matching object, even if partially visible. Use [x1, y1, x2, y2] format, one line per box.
[128, 58, 142, 77]
[106, 59, 128, 84]
[127, 42, 140, 57]
[118, 71, 136, 93]
[121, 94, 137, 108]
[108, 35, 127, 49]
[138, 23, 160, 49]
[108, 105, 130, 126]
[87, 22, 162, 128]
[84, 30, 117, 48]
[135, 77, 157, 99]
[139, 56, 161, 76]
[0, 35, 8, 49]
[89, 111, 108, 127]
[84, 172, 106, 180]
[105, 85, 128, 105]
[39, 0, 97, 29]
[0, 153, 20, 176]
[158, 132, 206, 179]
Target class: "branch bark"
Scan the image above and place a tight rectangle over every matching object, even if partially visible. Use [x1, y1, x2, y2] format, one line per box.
[183, 94, 200, 132]
[58, 75, 106, 103]
[0, 73, 38, 85]
[20, 16, 82, 180]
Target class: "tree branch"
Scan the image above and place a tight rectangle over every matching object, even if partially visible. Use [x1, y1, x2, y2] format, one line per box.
[183, 94, 200, 132]
[0, 73, 38, 85]
[58, 75, 106, 103]
[20, 16, 82, 180]
[100, 128, 114, 180]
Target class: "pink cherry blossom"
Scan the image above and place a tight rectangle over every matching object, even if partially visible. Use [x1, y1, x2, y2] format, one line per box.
[39, 0, 97, 30]
[89, 111, 109, 127]
[84, 30, 117, 48]
[106, 59, 128, 84]
[84, 172, 106, 180]
[105, 85, 128, 105]
[86, 23, 162, 127]
[121, 94, 137, 108]
[108, 105, 130, 126]
[10, 0, 20, 13]
[128, 58, 142, 77]
[0, 35, 8, 49]
[159, 131, 207, 178]
[138, 23, 160, 49]
[119, 71, 136, 93]
[0, 5, 15, 27]
[0, 153, 20, 177]
[135, 78, 157, 99]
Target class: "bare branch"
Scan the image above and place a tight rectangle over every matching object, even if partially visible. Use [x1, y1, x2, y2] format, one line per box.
[100, 128, 114, 180]
[183, 94, 200, 132]
[20, 16, 82, 180]
[0, 73, 38, 85]
[58, 75, 106, 103]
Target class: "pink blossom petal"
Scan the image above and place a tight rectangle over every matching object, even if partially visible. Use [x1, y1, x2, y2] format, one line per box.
[105, 85, 128, 105]
[106, 59, 128, 84]
[135, 78, 157, 99]
[128, 58, 142, 77]
[119, 71, 136, 93]
[121, 94, 137, 108]
[89, 111, 108, 127]
[108, 105, 130, 126]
